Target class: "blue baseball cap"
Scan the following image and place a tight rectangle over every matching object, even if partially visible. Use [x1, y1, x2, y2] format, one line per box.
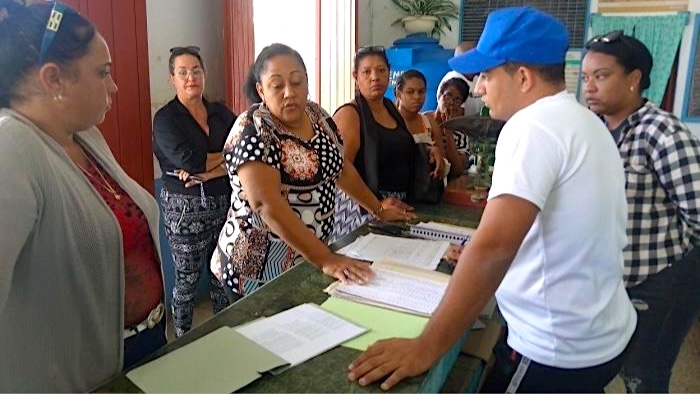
[449, 7, 569, 74]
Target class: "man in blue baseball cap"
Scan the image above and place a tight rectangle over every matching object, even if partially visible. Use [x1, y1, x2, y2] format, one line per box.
[348, 7, 636, 392]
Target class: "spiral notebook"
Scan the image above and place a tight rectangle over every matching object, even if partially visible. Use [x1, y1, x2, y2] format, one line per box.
[409, 222, 476, 245]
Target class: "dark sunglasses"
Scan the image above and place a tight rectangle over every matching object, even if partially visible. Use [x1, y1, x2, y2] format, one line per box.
[169, 46, 201, 55]
[38, 1, 73, 64]
[356, 45, 386, 55]
[585, 30, 624, 49]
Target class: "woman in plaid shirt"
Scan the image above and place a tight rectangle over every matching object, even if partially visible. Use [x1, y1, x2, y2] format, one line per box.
[582, 32, 700, 393]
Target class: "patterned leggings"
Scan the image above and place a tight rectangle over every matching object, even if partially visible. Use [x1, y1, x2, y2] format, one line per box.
[159, 189, 230, 337]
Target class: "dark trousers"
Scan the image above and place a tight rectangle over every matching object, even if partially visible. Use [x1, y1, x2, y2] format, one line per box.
[620, 247, 700, 393]
[123, 319, 167, 370]
[480, 327, 631, 393]
[160, 189, 231, 337]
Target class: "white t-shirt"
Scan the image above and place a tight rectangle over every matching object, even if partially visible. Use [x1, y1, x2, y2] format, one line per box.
[489, 91, 637, 369]
[437, 71, 484, 116]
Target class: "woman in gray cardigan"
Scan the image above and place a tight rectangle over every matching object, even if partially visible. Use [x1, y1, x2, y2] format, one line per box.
[0, 1, 165, 391]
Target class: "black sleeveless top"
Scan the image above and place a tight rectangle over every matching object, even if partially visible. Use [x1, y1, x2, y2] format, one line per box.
[374, 121, 413, 193]
[335, 94, 416, 199]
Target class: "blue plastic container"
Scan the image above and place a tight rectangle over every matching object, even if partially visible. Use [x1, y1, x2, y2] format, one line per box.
[385, 33, 454, 111]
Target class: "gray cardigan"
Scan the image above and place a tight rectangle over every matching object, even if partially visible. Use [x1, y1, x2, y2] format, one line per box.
[0, 109, 162, 392]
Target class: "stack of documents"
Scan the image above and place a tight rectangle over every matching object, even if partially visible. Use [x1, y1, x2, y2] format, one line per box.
[409, 221, 476, 245]
[126, 303, 366, 393]
[337, 233, 450, 270]
[325, 261, 450, 316]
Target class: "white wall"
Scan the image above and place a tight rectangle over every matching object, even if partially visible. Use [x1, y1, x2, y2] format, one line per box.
[146, 0, 226, 177]
[358, 0, 460, 50]
[146, 0, 226, 116]
[589, 0, 700, 137]
[253, 0, 319, 101]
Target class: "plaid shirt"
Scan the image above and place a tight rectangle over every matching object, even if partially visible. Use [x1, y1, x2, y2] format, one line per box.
[615, 101, 700, 287]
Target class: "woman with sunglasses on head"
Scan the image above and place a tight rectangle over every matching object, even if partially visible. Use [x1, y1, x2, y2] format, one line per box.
[332, 46, 418, 240]
[152, 46, 234, 337]
[0, 1, 165, 390]
[393, 69, 445, 179]
[211, 43, 408, 299]
[582, 31, 700, 393]
[425, 77, 471, 177]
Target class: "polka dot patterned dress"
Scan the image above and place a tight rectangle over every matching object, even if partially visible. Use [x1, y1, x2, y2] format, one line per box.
[210, 101, 344, 297]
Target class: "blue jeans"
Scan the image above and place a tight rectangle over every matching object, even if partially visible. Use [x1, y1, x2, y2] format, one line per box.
[621, 247, 700, 393]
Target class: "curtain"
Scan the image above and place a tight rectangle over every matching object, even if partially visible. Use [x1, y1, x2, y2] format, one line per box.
[224, 0, 255, 114]
[590, 12, 689, 105]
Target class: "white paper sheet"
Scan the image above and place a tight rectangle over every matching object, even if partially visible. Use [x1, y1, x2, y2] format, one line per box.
[329, 266, 448, 316]
[235, 303, 366, 368]
[337, 233, 449, 270]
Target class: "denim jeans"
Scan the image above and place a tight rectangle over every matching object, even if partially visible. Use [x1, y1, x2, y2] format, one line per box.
[620, 247, 700, 393]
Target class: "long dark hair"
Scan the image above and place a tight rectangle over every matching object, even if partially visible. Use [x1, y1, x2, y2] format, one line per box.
[0, 1, 95, 108]
[243, 43, 307, 105]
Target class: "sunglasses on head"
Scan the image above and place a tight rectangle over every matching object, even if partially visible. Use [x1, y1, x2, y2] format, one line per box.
[356, 45, 386, 55]
[169, 46, 201, 55]
[585, 30, 624, 49]
[38, 1, 74, 64]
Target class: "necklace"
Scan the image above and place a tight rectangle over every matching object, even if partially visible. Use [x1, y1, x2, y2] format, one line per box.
[75, 149, 122, 200]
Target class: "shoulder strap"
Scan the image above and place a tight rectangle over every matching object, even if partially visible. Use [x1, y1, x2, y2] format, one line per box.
[419, 114, 432, 132]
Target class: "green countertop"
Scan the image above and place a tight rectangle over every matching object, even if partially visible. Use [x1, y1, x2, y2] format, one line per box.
[96, 203, 485, 393]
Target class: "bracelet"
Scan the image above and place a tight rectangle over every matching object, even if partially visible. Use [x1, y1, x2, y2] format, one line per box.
[372, 204, 384, 219]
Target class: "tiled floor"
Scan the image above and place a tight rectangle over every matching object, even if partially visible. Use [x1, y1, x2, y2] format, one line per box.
[172, 300, 700, 393]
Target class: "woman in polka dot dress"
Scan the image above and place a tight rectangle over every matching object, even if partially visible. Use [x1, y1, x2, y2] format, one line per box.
[211, 44, 414, 299]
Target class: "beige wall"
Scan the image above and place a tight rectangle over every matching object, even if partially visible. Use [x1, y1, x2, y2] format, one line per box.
[357, 0, 461, 49]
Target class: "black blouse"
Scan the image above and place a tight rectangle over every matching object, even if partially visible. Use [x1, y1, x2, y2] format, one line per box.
[153, 97, 235, 195]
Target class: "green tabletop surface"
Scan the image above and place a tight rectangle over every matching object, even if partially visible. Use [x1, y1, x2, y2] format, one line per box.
[96, 203, 485, 393]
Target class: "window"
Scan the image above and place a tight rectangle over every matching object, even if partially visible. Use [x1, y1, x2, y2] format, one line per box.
[461, 0, 589, 48]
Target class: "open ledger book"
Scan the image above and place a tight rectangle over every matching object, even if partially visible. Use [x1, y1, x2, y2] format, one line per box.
[324, 261, 450, 317]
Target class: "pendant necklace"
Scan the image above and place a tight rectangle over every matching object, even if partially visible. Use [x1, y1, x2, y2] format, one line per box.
[76, 149, 122, 200]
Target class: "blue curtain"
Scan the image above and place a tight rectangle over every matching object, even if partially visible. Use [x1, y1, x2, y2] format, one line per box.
[590, 12, 689, 105]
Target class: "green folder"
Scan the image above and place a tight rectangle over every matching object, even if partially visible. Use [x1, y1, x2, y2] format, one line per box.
[320, 297, 429, 351]
[126, 326, 288, 393]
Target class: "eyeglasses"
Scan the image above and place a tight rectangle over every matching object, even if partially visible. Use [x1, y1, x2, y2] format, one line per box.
[174, 68, 205, 80]
[356, 45, 386, 55]
[585, 30, 623, 49]
[169, 46, 201, 55]
[38, 1, 73, 64]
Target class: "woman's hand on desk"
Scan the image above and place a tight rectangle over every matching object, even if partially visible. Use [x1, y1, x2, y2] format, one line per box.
[319, 254, 374, 285]
[348, 337, 436, 390]
[379, 198, 416, 222]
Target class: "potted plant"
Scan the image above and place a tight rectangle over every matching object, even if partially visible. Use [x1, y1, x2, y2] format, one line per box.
[390, 0, 459, 37]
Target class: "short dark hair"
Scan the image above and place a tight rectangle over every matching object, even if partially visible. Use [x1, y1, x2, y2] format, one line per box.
[584, 33, 653, 91]
[0, 0, 95, 108]
[502, 62, 565, 85]
[353, 45, 390, 72]
[244, 43, 307, 105]
[168, 46, 205, 75]
[438, 78, 470, 104]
